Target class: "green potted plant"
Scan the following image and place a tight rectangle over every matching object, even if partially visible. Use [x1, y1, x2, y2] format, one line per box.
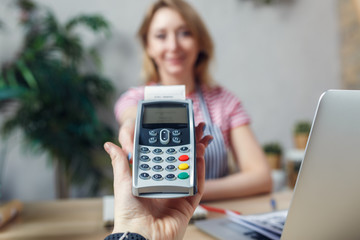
[0, 0, 115, 198]
[293, 121, 311, 150]
[263, 142, 283, 169]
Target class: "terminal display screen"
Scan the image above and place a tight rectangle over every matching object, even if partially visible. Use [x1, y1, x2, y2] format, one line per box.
[143, 106, 188, 125]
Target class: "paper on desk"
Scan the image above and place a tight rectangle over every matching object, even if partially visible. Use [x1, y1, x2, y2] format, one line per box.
[192, 205, 208, 220]
[103, 195, 114, 227]
[227, 210, 288, 240]
[144, 85, 185, 100]
[0, 199, 23, 228]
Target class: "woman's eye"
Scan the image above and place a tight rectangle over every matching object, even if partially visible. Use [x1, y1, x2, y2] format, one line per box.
[178, 30, 191, 37]
[155, 34, 166, 39]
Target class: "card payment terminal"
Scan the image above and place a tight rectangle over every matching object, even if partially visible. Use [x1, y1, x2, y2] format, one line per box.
[132, 97, 196, 198]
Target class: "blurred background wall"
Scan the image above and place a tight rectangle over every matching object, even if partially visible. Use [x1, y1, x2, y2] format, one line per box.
[0, 0, 340, 201]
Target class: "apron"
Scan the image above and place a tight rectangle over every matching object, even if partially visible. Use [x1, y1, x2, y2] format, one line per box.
[197, 88, 228, 179]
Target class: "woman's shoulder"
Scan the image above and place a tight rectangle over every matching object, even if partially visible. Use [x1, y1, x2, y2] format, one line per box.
[127, 85, 146, 92]
[202, 83, 240, 100]
[125, 81, 158, 94]
[120, 85, 146, 98]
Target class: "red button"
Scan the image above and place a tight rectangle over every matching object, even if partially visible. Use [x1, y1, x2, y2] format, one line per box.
[179, 155, 189, 161]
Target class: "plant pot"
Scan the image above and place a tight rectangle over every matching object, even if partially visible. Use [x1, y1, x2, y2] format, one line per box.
[294, 133, 309, 149]
[285, 149, 304, 189]
[54, 159, 70, 199]
[266, 153, 282, 170]
[286, 160, 302, 188]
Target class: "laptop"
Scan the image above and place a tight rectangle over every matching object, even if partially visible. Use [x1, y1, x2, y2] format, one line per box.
[195, 90, 360, 239]
[281, 89, 360, 239]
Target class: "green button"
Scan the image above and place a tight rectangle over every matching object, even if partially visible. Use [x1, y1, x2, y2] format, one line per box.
[178, 172, 189, 179]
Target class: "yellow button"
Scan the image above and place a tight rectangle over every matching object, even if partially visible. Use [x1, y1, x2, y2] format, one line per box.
[178, 163, 189, 170]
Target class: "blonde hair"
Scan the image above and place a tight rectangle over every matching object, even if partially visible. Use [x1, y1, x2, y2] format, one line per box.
[137, 0, 214, 86]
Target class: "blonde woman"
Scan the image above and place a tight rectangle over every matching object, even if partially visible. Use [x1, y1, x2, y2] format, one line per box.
[115, 0, 272, 202]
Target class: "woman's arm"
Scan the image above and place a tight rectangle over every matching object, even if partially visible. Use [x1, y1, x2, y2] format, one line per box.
[202, 124, 272, 201]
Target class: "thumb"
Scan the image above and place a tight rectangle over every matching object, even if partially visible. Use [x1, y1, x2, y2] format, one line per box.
[104, 142, 131, 178]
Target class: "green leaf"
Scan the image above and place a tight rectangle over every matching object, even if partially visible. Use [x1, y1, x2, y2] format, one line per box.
[55, 33, 83, 63]
[16, 60, 38, 89]
[89, 47, 102, 69]
[5, 69, 18, 87]
[44, 11, 59, 34]
[65, 15, 110, 36]
[16, 0, 37, 11]
[263, 142, 282, 155]
[294, 121, 312, 134]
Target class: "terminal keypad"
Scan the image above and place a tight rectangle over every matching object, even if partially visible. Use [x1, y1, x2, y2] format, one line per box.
[137, 128, 191, 182]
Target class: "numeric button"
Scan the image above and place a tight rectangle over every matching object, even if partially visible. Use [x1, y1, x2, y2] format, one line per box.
[166, 165, 176, 172]
[153, 148, 163, 155]
[140, 164, 150, 171]
[153, 156, 163, 163]
[166, 148, 176, 154]
[179, 147, 189, 153]
[166, 174, 176, 181]
[140, 155, 150, 162]
[152, 174, 163, 181]
[139, 172, 150, 180]
[166, 156, 176, 163]
[152, 165, 163, 172]
[140, 147, 150, 153]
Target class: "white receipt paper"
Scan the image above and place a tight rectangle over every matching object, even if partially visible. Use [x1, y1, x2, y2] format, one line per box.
[144, 85, 185, 100]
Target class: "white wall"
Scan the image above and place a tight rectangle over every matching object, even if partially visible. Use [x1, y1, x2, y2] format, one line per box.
[0, 0, 340, 201]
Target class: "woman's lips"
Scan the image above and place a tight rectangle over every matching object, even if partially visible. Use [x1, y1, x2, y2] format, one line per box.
[166, 56, 184, 65]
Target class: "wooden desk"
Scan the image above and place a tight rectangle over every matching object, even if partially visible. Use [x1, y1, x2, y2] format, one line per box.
[0, 190, 293, 240]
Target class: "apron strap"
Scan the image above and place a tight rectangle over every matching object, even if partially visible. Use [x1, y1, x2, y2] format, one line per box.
[196, 86, 229, 179]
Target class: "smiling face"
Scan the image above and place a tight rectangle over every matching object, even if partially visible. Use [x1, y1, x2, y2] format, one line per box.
[146, 7, 199, 84]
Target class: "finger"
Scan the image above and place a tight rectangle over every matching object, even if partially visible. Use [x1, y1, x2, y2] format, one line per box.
[196, 142, 206, 158]
[118, 130, 133, 155]
[118, 123, 135, 157]
[196, 154, 206, 197]
[195, 135, 213, 159]
[188, 144, 205, 207]
[195, 122, 206, 142]
[104, 142, 131, 179]
[199, 135, 213, 148]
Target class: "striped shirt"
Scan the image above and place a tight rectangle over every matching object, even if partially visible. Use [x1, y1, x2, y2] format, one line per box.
[114, 84, 250, 148]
